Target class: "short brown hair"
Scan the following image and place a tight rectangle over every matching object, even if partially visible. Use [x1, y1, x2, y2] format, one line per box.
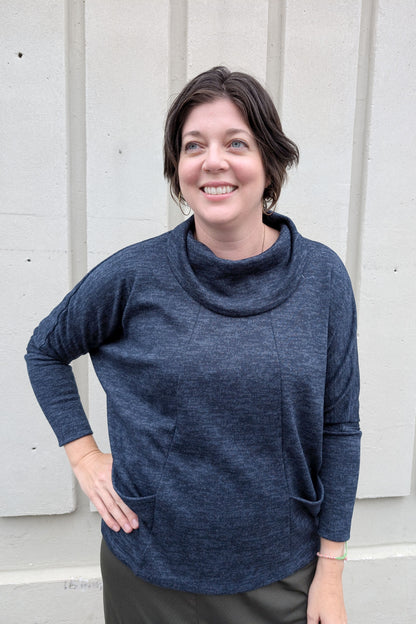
[164, 66, 299, 211]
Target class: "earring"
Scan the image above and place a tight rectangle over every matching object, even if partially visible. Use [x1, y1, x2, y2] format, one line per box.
[262, 198, 270, 214]
[178, 192, 191, 216]
[262, 194, 275, 215]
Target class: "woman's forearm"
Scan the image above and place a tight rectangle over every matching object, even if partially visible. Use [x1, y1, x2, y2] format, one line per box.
[307, 538, 347, 623]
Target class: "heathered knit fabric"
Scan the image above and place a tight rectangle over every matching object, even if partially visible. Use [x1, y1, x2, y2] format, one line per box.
[25, 213, 361, 594]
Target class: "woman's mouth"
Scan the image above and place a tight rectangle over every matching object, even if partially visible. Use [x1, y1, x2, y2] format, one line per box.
[201, 185, 237, 195]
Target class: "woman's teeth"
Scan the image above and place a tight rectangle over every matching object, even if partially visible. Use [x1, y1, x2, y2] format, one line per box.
[202, 185, 236, 195]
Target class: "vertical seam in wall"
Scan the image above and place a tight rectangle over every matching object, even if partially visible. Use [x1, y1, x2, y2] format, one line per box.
[266, 0, 286, 112]
[65, 0, 87, 288]
[168, 0, 188, 229]
[65, 0, 89, 420]
[346, 0, 378, 310]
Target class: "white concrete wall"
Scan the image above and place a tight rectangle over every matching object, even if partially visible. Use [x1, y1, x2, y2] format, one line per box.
[1, 1, 415, 621]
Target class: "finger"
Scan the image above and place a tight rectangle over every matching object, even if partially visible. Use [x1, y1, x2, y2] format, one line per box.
[89, 492, 122, 532]
[114, 497, 139, 530]
[101, 490, 139, 533]
[103, 481, 139, 531]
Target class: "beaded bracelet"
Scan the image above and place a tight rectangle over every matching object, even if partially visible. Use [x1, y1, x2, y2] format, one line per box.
[317, 542, 348, 561]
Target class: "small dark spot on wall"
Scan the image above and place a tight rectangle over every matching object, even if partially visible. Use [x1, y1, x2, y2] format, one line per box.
[26, 258, 31, 262]
[393, 267, 398, 273]
[118, 149, 122, 154]
[32, 446, 37, 451]
[18, 52, 23, 58]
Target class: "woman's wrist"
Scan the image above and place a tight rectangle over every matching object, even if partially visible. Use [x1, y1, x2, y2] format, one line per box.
[64, 434, 101, 469]
[317, 540, 348, 561]
[316, 556, 346, 573]
[317, 538, 346, 557]
[315, 539, 346, 576]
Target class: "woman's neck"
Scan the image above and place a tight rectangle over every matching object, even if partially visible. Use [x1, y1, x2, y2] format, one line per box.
[194, 219, 279, 261]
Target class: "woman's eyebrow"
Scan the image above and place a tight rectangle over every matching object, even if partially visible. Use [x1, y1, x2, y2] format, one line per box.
[182, 128, 252, 139]
[225, 128, 252, 136]
[182, 130, 203, 139]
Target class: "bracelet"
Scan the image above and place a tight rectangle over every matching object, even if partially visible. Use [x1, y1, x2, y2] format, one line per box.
[316, 542, 348, 561]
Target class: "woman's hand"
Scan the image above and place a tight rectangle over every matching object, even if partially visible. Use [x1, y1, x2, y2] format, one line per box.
[307, 538, 347, 623]
[307, 561, 347, 623]
[65, 435, 139, 533]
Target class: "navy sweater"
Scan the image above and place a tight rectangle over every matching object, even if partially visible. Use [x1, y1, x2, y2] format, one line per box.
[25, 213, 361, 594]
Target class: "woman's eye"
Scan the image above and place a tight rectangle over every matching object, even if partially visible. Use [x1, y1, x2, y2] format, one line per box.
[230, 139, 247, 149]
[184, 142, 200, 152]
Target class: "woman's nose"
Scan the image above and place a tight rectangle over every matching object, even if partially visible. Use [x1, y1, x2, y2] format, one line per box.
[202, 145, 228, 172]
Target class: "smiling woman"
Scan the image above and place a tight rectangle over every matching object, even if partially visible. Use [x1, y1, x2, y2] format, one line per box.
[164, 67, 299, 259]
[26, 67, 360, 624]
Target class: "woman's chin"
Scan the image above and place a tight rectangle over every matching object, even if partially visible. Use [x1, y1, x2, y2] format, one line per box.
[193, 209, 240, 231]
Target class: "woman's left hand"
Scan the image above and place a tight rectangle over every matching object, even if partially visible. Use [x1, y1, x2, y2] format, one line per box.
[307, 558, 347, 624]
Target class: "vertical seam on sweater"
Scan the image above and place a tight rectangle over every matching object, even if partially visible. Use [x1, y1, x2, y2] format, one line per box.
[153, 303, 203, 496]
[268, 310, 291, 513]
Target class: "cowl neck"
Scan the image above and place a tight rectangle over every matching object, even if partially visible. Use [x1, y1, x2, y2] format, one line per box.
[166, 213, 307, 317]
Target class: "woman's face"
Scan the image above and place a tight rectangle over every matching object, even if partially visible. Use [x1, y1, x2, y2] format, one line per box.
[178, 98, 267, 231]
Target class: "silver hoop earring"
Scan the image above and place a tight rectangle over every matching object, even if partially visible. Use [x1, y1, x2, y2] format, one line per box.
[178, 192, 191, 217]
[262, 197, 275, 215]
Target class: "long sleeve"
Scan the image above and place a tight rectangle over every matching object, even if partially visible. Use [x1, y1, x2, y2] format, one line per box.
[318, 260, 361, 542]
[25, 251, 133, 446]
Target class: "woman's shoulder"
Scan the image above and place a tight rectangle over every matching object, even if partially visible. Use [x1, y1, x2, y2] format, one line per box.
[301, 235, 350, 278]
[300, 240, 357, 325]
[88, 230, 171, 280]
[293, 233, 355, 314]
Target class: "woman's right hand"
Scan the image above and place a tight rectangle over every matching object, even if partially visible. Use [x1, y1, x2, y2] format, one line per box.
[65, 435, 139, 534]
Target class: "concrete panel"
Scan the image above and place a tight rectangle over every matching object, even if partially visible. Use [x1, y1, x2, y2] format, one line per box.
[351, 492, 416, 547]
[85, 0, 170, 262]
[0, 566, 103, 624]
[0, 3, 75, 516]
[357, 0, 416, 497]
[187, 0, 269, 81]
[0, 510, 102, 573]
[281, 0, 362, 257]
[0, 232, 74, 519]
[345, 549, 416, 623]
[0, 1, 68, 219]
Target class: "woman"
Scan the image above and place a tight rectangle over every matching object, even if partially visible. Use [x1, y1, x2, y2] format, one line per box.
[26, 66, 360, 623]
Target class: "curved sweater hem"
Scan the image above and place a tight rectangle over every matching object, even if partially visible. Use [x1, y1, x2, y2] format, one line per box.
[101, 531, 318, 595]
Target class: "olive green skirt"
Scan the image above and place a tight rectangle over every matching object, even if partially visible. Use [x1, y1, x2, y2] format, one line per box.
[101, 539, 316, 624]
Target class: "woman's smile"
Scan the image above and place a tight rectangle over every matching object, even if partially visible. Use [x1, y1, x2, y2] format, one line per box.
[201, 184, 237, 196]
